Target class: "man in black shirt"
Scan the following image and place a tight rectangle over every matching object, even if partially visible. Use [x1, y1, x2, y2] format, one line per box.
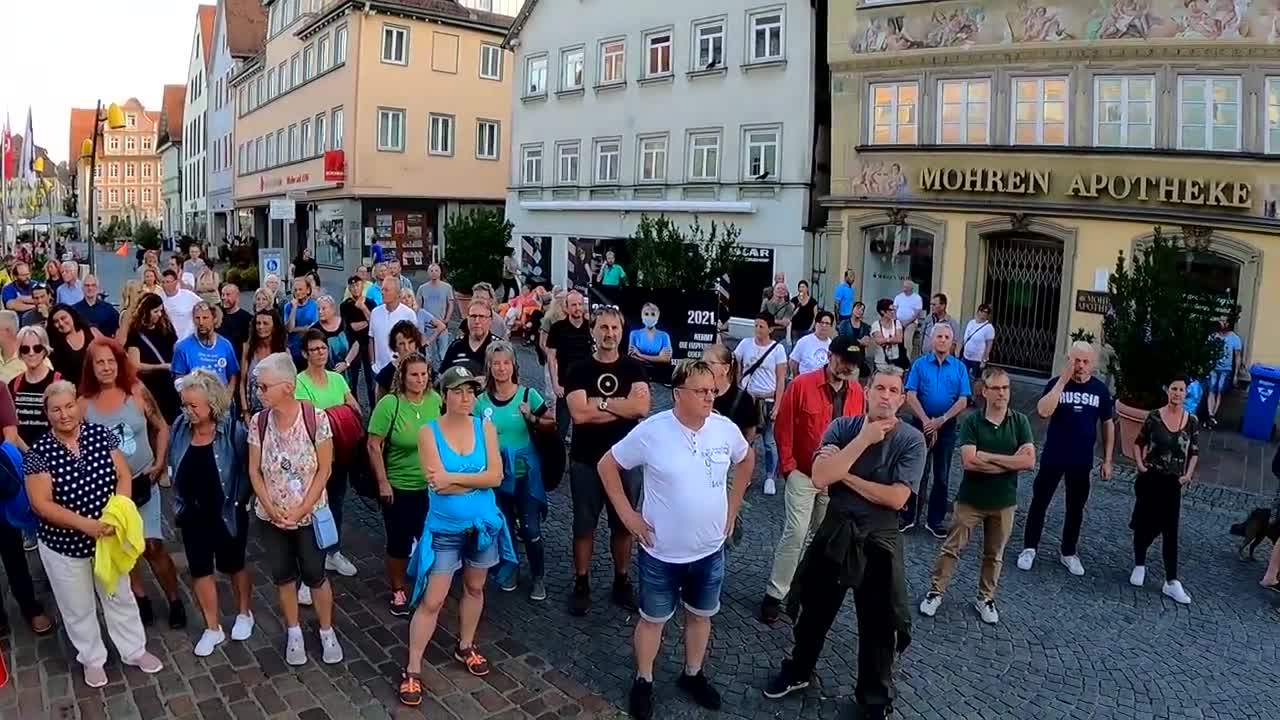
[441, 300, 499, 376]
[546, 291, 594, 438]
[217, 282, 253, 360]
[72, 274, 120, 338]
[341, 275, 378, 401]
[763, 367, 925, 720]
[566, 306, 649, 616]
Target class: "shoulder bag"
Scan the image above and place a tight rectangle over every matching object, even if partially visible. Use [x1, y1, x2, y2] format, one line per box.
[523, 387, 566, 492]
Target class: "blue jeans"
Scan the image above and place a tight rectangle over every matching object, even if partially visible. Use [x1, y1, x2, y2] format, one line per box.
[758, 399, 778, 479]
[345, 353, 375, 405]
[636, 547, 725, 623]
[837, 317, 853, 338]
[496, 478, 545, 582]
[430, 330, 451, 371]
[900, 416, 958, 530]
[429, 529, 502, 575]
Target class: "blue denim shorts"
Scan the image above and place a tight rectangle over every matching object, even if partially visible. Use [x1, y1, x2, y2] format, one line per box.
[636, 547, 725, 623]
[1207, 369, 1231, 393]
[430, 530, 501, 575]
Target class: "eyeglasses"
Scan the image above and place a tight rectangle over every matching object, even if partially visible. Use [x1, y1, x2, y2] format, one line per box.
[19, 344, 45, 355]
[676, 386, 716, 398]
[255, 381, 285, 392]
[816, 319, 834, 325]
[468, 313, 489, 320]
[985, 385, 1011, 392]
[306, 346, 327, 353]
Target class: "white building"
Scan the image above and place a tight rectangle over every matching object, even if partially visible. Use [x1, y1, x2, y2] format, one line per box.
[207, 0, 266, 248]
[182, 5, 217, 240]
[459, 0, 524, 15]
[502, 0, 820, 331]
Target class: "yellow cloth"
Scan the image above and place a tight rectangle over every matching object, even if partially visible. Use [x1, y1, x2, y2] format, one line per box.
[94, 495, 144, 591]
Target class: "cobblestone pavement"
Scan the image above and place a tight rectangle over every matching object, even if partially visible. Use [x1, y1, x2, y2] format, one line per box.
[6, 255, 1278, 719]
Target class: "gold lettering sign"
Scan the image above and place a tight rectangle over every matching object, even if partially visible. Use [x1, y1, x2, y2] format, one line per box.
[916, 167, 1252, 210]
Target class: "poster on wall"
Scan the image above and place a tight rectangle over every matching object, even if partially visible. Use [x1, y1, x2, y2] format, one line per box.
[521, 236, 552, 288]
[568, 238, 597, 292]
[589, 285, 718, 385]
[315, 204, 345, 268]
[720, 246, 775, 320]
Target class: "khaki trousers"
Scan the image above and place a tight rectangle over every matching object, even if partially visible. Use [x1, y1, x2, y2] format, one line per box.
[928, 502, 1016, 601]
[39, 542, 149, 668]
[765, 470, 829, 600]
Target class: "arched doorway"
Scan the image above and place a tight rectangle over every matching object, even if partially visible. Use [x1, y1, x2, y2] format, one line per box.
[861, 224, 937, 305]
[981, 231, 1065, 374]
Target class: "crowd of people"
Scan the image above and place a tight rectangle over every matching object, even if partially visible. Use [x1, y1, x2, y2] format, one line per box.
[0, 246, 1273, 720]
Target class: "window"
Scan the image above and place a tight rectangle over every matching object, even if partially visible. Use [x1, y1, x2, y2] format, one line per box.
[600, 40, 625, 84]
[334, 25, 348, 65]
[480, 44, 502, 80]
[301, 119, 312, 158]
[522, 145, 543, 185]
[428, 114, 454, 156]
[639, 136, 667, 182]
[94, 164, 102, 179]
[595, 139, 621, 183]
[748, 8, 784, 62]
[142, 162, 152, 179]
[95, 188, 103, 205]
[304, 45, 315, 80]
[142, 135, 154, 152]
[938, 78, 990, 144]
[694, 19, 725, 70]
[142, 188, 153, 203]
[108, 136, 120, 153]
[125, 163, 136, 179]
[319, 35, 331, 72]
[557, 142, 579, 184]
[315, 113, 327, 154]
[1178, 76, 1242, 151]
[239, 144, 247, 174]
[382, 25, 408, 64]
[126, 188, 136, 205]
[267, 68, 277, 98]
[1012, 77, 1069, 145]
[645, 31, 672, 77]
[1094, 76, 1154, 148]
[256, 76, 265, 105]
[377, 108, 404, 151]
[108, 162, 119, 178]
[689, 132, 720, 181]
[332, 107, 344, 150]
[561, 48, 584, 90]
[266, 132, 276, 166]
[287, 125, 298, 162]
[256, 137, 264, 169]
[291, 54, 301, 87]
[126, 136, 137, 153]
[476, 120, 500, 160]
[525, 55, 548, 96]
[109, 189, 119, 205]
[869, 82, 918, 144]
[277, 61, 288, 92]
[744, 127, 779, 179]
[1268, 78, 1280, 154]
[126, 113, 138, 128]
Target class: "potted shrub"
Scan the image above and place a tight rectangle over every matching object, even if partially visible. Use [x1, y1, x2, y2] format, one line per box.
[440, 209, 513, 303]
[1104, 226, 1224, 459]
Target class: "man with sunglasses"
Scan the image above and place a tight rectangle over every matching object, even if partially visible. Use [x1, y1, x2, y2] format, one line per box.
[599, 360, 753, 720]
[440, 300, 500, 377]
[172, 303, 240, 388]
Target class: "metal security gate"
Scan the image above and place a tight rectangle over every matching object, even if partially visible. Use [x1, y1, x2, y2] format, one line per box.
[982, 234, 1064, 374]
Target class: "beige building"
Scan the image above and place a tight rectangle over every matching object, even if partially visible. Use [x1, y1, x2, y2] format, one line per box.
[826, 0, 1280, 375]
[71, 98, 164, 233]
[231, 0, 512, 273]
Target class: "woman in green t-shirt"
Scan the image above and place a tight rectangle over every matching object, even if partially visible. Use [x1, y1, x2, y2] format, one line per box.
[475, 341, 554, 601]
[367, 353, 442, 616]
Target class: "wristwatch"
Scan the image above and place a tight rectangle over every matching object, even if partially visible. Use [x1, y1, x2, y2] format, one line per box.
[598, 398, 609, 411]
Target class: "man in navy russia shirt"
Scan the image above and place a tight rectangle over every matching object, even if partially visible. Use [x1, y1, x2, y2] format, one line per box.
[901, 323, 970, 535]
[172, 302, 241, 387]
[1016, 341, 1114, 578]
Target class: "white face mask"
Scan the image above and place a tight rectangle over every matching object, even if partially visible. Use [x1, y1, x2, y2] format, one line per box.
[641, 314, 659, 329]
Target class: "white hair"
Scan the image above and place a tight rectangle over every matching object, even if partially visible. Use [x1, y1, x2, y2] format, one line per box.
[0, 310, 17, 333]
[1071, 340, 1095, 355]
[60, 260, 77, 273]
[178, 369, 233, 421]
[316, 294, 338, 312]
[256, 352, 298, 386]
[930, 322, 954, 339]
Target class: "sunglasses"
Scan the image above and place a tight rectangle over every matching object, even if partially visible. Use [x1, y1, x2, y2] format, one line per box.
[20, 344, 45, 355]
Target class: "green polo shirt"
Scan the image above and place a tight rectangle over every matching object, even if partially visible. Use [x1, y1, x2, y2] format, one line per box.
[956, 409, 1033, 509]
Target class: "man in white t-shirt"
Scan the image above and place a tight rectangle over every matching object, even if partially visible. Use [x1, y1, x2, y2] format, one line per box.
[789, 310, 835, 376]
[893, 280, 925, 359]
[599, 360, 753, 720]
[960, 303, 996, 392]
[368, 277, 417, 373]
[161, 269, 203, 340]
[733, 311, 788, 494]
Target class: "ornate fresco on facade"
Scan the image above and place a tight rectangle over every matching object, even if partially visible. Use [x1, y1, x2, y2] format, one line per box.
[850, 0, 1280, 53]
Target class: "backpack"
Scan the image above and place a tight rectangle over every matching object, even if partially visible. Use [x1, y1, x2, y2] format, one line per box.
[523, 388, 566, 492]
[257, 401, 318, 445]
[0, 442, 37, 530]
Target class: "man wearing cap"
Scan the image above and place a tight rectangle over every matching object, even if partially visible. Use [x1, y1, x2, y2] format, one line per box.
[759, 336, 866, 624]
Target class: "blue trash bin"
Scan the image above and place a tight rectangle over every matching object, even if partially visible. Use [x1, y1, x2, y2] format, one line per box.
[1241, 363, 1280, 441]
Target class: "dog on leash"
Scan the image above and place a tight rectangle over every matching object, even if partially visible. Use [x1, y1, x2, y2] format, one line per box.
[1230, 508, 1280, 560]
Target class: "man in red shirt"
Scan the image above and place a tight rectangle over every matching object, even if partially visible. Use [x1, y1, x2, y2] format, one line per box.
[759, 336, 866, 624]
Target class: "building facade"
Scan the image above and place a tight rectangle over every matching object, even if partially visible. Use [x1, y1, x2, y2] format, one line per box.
[182, 5, 217, 240]
[827, 0, 1280, 375]
[502, 0, 821, 330]
[157, 84, 187, 239]
[231, 0, 513, 274]
[458, 0, 524, 16]
[73, 99, 163, 232]
[207, 0, 267, 248]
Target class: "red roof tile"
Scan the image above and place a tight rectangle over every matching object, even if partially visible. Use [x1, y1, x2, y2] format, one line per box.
[67, 108, 97, 166]
[224, 0, 267, 58]
[198, 5, 217, 69]
[159, 85, 186, 144]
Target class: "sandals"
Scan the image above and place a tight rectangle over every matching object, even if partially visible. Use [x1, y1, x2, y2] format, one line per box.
[398, 671, 423, 706]
[454, 645, 490, 677]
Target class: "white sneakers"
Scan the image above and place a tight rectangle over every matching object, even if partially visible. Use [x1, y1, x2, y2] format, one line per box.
[1060, 555, 1085, 577]
[1162, 580, 1192, 605]
[918, 593, 943, 617]
[297, 585, 313, 606]
[285, 627, 307, 666]
[194, 629, 226, 657]
[231, 613, 255, 641]
[319, 627, 344, 664]
[325, 552, 358, 577]
[1129, 566, 1146, 587]
[763, 477, 778, 496]
[1016, 548, 1036, 571]
[975, 599, 1000, 625]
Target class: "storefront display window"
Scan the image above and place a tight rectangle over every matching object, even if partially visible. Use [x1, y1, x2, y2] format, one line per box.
[861, 224, 935, 305]
[315, 204, 346, 268]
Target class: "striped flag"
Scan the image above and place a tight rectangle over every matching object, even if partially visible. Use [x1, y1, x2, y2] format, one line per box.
[17, 108, 34, 185]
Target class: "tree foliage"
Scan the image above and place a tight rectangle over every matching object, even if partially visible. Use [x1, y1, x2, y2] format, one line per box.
[441, 209, 514, 292]
[134, 221, 163, 251]
[628, 215, 742, 291]
[1104, 226, 1227, 408]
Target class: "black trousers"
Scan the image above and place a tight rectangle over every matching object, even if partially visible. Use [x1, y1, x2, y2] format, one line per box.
[1131, 471, 1182, 581]
[0, 518, 44, 621]
[1022, 463, 1092, 556]
[790, 538, 900, 708]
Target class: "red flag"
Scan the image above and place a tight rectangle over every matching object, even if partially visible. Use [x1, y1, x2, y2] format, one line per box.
[1, 114, 11, 182]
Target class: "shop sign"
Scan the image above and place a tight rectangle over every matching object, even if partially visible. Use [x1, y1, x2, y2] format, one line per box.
[269, 198, 295, 221]
[259, 172, 312, 193]
[919, 167, 1252, 210]
[259, 248, 285, 282]
[1075, 290, 1111, 315]
[323, 150, 345, 182]
[722, 246, 775, 320]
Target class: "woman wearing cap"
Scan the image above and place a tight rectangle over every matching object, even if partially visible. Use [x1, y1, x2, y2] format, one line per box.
[398, 365, 514, 707]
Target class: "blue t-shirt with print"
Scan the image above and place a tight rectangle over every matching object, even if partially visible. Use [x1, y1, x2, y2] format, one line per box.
[283, 299, 319, 355]
[1214, 332, 1242, 372]
[172, 335, 241, 384]
[1040, 376, 1114, 469]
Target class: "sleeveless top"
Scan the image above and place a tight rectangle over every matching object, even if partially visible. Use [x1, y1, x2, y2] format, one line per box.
[85, 395, 153, 475]
[426, 417, 493, 521]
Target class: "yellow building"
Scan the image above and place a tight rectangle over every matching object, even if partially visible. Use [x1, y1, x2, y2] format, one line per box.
[825, 0, 1280, 376]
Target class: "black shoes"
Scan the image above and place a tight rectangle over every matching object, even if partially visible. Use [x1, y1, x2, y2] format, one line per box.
[569, 575, 591, 617]
[611, 574, 638, 612]
[927, 525, 948, 539]
[629, 677, 653, 720]
[763, 660, 811, 699]
[677, 671, 722, 710]
[758, 595, 782, 625]
[168, 600, 187, 630]
[136, 596, 154, 626]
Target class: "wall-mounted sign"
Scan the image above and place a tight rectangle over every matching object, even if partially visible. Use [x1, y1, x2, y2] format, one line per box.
[259, 248, 284, 282]
[323, 150, 345, 182]
[260, 172, 312, 193]
[918, 168, 1252, 210]
[1075, 290, 1111, 315]
[269, 198, 295, 221]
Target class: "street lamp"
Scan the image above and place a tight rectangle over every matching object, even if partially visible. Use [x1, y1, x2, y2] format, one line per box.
[78, 101, 126, 272]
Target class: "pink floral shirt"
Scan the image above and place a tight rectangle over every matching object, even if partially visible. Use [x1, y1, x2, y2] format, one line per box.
[248, 406, 332, 527]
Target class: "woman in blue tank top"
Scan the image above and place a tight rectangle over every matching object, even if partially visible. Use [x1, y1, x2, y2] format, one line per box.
[398, 365, 514, 708]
